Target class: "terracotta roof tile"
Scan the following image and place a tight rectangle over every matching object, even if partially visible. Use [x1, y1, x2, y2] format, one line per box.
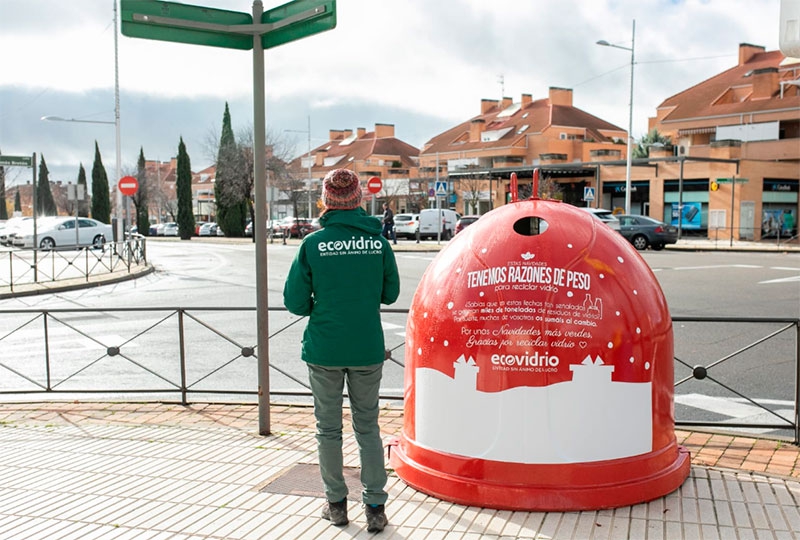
[656, 49, 800, 123]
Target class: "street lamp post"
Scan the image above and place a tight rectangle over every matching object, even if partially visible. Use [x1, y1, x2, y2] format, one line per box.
[40, 114, 124, 232]
[597, 19, 635, 215]
[40, 0, 124, 238]
[285, 115, 313, 218]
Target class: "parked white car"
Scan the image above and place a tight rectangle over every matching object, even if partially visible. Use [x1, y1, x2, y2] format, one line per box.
[393, 213, 419, 239]
[579, 207, 621, 230]
[162, 222, 178, 237]
[199, 222, 217, 236]
[13, 217, 113, 250]
[1, 216, 33, 246]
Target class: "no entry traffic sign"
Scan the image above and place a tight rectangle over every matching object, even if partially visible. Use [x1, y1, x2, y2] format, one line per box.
[367, 176, 382, 194]
[118, 176, 139, 196]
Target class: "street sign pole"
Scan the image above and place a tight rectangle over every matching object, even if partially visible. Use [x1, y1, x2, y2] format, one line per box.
[252, 0, 271, 436]
[121, 0, 336, 435]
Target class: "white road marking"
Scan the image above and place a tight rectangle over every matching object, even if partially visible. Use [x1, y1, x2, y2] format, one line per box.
[675, 393, 794, 434]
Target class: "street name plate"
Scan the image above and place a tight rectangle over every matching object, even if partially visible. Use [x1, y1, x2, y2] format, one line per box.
[122, 0, 254, 50]
[262, 0, 336, 50]
[0, 155, 32, 167]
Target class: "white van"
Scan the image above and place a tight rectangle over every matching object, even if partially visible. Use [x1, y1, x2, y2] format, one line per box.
[418, 208, 460, 240]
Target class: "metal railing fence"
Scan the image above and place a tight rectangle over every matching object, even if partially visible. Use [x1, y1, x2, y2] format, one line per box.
[683, 226, 799, 248]
[0, 307, 796, 443]
[0, 236, 147, 292]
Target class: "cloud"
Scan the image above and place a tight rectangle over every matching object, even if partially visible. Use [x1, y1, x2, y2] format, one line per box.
[0, 0, 783, 184]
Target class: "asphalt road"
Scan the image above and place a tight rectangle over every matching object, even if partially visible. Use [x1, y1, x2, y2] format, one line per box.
[1, 238, 799, 437]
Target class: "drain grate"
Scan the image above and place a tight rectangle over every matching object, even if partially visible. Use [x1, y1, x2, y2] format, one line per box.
[259, 463, 364, 501]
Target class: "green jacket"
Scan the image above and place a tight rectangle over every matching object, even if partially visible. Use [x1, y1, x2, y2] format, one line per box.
[283, 208, 400, 366]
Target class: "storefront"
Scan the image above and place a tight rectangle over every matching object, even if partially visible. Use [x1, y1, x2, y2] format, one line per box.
[602, 181, 651, 214]
[663, 179, 710, 232]
[762, 179, 798, 238]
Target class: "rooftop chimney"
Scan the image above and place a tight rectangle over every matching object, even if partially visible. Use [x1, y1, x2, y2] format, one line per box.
[469, 118, 486, 142]
[521, 93, 532, 106]
[375, 123, 395, 138]
[329, 129, 344, 141]
[357, 127, 366, 138]
[752, 67, 779, 99]
[315, 147, 328, 167]
[548, 87, 573, 107]
[738, 43, 765, 66]
[501, 96, 512, 109]
[481, 99, 499, 114]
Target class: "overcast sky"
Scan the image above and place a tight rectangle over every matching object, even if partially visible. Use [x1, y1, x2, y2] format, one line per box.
[0, 0, 783, 187]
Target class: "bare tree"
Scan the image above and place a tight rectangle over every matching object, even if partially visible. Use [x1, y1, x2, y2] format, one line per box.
[457, 176, 487, 214]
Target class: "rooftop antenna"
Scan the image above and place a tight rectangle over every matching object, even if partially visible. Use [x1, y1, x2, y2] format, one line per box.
[498, 74, 505, 99]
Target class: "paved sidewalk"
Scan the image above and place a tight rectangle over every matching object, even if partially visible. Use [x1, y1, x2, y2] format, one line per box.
[0, 402, 798, 539]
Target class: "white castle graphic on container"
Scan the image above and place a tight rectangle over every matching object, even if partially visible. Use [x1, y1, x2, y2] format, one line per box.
[415, 353, 652, 464]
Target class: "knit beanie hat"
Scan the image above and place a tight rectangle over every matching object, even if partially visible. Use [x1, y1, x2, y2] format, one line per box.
[321, 168, 362, 210]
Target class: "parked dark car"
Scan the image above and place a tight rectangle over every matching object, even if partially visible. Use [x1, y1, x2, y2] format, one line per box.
[617, 214, 678, 250]
[455, 215, 480, 234]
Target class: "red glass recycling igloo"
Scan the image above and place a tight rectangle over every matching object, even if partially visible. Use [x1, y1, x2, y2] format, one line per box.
[389, 198, 690, 511]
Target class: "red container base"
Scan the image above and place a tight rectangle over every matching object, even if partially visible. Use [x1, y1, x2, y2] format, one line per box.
[390, 439, 691, 512]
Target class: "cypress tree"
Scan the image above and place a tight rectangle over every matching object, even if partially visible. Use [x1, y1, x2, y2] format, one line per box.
[176, 137, 195, 240]
[133, 148, 150, 235]
[14, 189, 21, 213]
[37, 155, 58, 216]
[77, 163, 89, 217]
[214, 102, 247, 237]
[91, 141, 111, 224]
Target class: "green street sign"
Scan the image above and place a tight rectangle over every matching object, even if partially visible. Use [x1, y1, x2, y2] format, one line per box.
[262, 0, 336, 50]
[716, 177, 749, 184]
[121, 0, 254, 50]
[0, 155, 32, 167]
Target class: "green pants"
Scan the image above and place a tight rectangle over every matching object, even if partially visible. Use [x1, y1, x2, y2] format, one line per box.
[307, 363, 388, 506]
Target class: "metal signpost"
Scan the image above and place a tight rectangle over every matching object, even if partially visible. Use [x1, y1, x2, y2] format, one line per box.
[121, 0, 336, 435]
[716, 176, 749, 246]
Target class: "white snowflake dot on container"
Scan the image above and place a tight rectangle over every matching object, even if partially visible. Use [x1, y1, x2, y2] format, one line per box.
[481, 248, 488, 254]
[607, 342, 614, 349]
[447, 302, 454, 309]
[599, 273, 605, 279]
[423, 312, 428, 318]
[479, 291, 485, 297]
[430, 337, 434, 342]
[417, 348, 422, 355]
[629, 357, 635, 363]
[633, 289, 638, 295]
[617, 256, 624, 263]
[567, 243, 573, 249]
[615, 311, 621, 316]
[444, 340, 449, 347]
[645, 362, 651, 370]
[636, 327, 641, 334]
[567, 291, 574, 298]
[456, 268, 462, 273]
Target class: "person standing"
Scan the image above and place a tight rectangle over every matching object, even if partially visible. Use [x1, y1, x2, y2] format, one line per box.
[283, 168, 400, 533]
[381, 202, 396, 245]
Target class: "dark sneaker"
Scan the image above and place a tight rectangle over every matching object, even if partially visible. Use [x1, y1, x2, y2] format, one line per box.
[321, 499, 348, 526]
[365, 504, 388, 533]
